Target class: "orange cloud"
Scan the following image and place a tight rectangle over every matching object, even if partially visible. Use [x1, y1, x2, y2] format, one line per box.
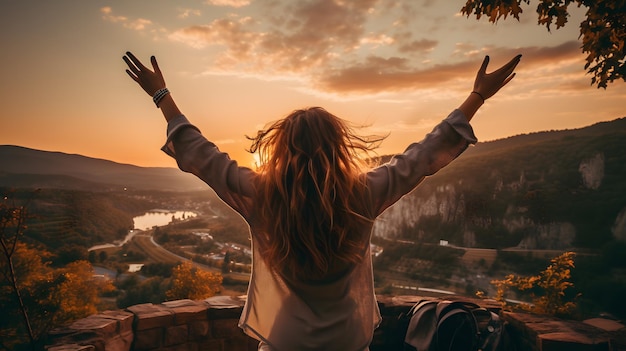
[205, 0, 250, 8]
[397, 38, 438, 54]
[100, 6, 152, 31]
[156, 0, 587, 95]
[316, 41, 583, 93]
[100, 6, 127, 23]
[481, 41, 581, 66]
[317, 57, 475, 93]
[170, 0, 440, 76]
[178, 8, 202, 19]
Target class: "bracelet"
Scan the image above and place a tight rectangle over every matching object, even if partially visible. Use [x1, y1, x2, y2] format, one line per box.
[471, 91, 485, 102]
[152, 88, 170, 107]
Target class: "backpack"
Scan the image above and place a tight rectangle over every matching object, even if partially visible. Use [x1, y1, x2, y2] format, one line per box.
[402, 299, 506, 351]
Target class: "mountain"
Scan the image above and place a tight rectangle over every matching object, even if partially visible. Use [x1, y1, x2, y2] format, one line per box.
[372, 117, 626, 250]
[0, 145, 205, 192]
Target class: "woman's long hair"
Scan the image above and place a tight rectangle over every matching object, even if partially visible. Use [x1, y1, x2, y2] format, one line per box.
[248, 107, 383, 281]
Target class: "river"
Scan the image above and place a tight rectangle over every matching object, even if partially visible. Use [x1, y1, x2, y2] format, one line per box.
[133, 210, 197, 231]
[87, 210, 197, 251]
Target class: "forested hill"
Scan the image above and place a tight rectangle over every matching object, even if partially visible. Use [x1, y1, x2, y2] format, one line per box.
[373, 117, 626, 251]
[2, 117, 624, 193]
[463, 116, 626, 159]
[0, 145, 205, 191]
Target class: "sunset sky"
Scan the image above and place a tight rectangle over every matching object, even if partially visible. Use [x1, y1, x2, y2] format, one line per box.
[1, 0, 624, 168]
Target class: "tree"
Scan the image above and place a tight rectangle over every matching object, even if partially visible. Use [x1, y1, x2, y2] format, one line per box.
[53, 244, 88, 266]
[222, 251, 232, 273]
[116, 276, 168, 309]
[1, 197, 36, 349]
[88, 250, 97, 263]
[461, 0, 626, 88]
[488, 251, 579, 317]
[98, 250, 108, 262]
[166, 261, 222, 300]
[47, 261, 114, 326]
[1, 196, 114, 350]
[140, 262, 176, 278]
[0, 242, 114, 350]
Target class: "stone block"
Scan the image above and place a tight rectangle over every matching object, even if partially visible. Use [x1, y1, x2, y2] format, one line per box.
[157, 342, 198, 351]
[503, 311, 621, 351]
[504, 312, 561, 342]
[99, 310, 135, 334]
[133, 327, 162, 350]
[539, 332, 609, 351]
[165, 324, 189, 346]
[163, 300, 209, 325]
[57, 331, 103, 346]
[204, 296, 245, 320]
[584, 318, 626, 332]
[189, 320, 210, 340]
[223, 335, 250, 351]
[165, 343, 199, 351]
[207, 306, 242, 320]
[204, 295, 245, 308]
[212, 319, 242, 338]
[46, 344, 96, 351]
[503, 321, 539, 351]
[127, 303, 175, 331]
[198, 339, 224, 351]
[247, 337, 260, 351]
[48, 326, 78, 339]
[46, 328, 80, 347]
[162, 299, 197, 308]
[104, 330, 133, 351]
[69, 315, 119, 337]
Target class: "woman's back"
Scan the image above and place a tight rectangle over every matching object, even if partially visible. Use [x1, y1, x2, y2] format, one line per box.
[249, 107, 380, 283]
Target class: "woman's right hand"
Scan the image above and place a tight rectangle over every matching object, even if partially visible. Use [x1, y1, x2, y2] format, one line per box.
[473, 54, 521, 100]
[123, 51, 166, 97]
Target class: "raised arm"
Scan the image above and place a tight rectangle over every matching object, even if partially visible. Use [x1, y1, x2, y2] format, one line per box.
[123, 52, 181, 122]
[458, 54, 522, 121]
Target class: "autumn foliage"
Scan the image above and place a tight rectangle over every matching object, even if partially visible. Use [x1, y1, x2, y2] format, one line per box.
[166, 261, 223, 300]
[461, 0, 626, 88]
[1, 198, 114, 350]
[485, 251, 579, 317]
[0, 242, 114, 350]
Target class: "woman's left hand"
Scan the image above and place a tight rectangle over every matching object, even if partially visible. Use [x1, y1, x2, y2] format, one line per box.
[123, 52, 166, 96]
[473, 54, 521, 101]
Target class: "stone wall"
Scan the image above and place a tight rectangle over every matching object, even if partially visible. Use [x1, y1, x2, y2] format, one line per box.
[46, 295, 626, 351]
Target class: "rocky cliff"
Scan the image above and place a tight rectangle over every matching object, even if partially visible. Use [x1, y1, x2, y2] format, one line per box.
[372, 118, 626, 250]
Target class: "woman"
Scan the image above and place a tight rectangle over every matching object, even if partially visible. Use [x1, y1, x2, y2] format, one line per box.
[123, 52, 521, 351]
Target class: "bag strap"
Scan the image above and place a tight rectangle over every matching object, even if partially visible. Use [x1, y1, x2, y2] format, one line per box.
[404, 300, 438, 350]
[435, 301, 480, 351]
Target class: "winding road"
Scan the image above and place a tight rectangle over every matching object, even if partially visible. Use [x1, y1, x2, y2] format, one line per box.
[131, 231, 249, 282]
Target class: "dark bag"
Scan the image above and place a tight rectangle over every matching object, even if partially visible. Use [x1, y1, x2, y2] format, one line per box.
[403, 299, 505, 351]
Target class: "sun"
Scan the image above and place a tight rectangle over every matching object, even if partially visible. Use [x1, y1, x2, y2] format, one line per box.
[251, 152, 261, 170]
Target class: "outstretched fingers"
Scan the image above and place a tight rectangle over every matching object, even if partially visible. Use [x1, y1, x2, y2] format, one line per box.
[123, 53, 144, 80]
[125, 52, 147, 71]
[494, 55, 522, 76]
[501, 72, 517, 88]
[499, 56, 521, 87]
[123, 51, 154, 78]
[478, 55, 490, 76]
[151, 56, 161, 75]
